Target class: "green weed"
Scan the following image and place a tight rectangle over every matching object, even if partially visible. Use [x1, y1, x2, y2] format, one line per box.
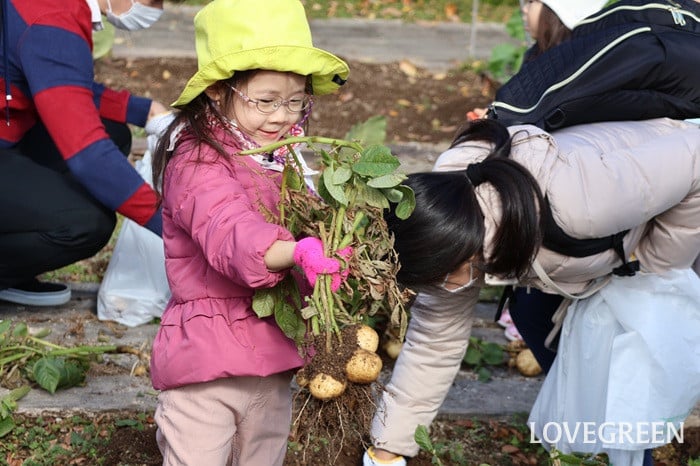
[462, 336, 506, 381]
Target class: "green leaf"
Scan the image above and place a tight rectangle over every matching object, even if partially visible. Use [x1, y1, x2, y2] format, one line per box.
[0, 320, 11, 336]
[322, 167, 348, 206]
[0, 416, 15, 438]
[505, 8, 526, 41]
[394, 186, 416, 220]
[58, 360, 89, 390]
[1, 400, 13, 419]
[92, 22, 115, 60]
[115, 419, 142, 428]
[481, 342, 505, 366]
[7, 386, 30, 403]
[355, 182, 389, 209]
[252, 289, 275, 318]
[414, 424, 433, 450]
[477, 366, 492, 382]
[463, 346, 482, 366]
[283, 165, 304, 191]
[367, 173, 406, 189]
[352, 146, 400, 177]
[32, 357, 87, 394]
[344, 115, 387, 146]
[12, 322, 28, 337]
[381, 187, 404, 203]
[33, 357, 62, 394]
[274, 301, 305, 343]
[331, 166, 353, 185]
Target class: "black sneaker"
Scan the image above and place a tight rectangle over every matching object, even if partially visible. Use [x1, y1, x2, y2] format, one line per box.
[0, 279, 71, 306]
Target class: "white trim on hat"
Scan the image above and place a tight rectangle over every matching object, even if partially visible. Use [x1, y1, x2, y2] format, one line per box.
[540, 0, 608, 29]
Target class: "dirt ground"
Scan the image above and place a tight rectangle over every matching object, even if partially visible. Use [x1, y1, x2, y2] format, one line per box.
[88, 57, 700, 465]
[94, 56, 496, 146]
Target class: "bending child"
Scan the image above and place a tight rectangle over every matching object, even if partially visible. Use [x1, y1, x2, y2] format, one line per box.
[148, 1, 349, 465]
[363, 117, 700, 465]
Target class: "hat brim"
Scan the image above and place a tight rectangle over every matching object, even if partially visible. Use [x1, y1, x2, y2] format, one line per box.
[172, 46, 349, 107]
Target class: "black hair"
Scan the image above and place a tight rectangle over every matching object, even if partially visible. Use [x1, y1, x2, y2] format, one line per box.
[386, 119, 546, 286]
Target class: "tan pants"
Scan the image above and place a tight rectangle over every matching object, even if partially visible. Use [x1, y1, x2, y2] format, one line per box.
[155, 372, 294, 466]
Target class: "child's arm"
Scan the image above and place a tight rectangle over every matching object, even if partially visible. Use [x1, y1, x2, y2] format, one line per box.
[264, 240, 296, 271]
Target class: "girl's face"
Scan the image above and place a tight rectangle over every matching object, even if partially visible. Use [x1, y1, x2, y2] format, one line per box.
[522, 0, 543, 41]
[227, 71, 308, 147]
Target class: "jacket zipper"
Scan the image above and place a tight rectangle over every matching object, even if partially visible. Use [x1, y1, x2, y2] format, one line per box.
[579, 1, 698, 27]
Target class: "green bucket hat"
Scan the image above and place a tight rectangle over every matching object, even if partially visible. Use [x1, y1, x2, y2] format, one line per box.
[172, 0, 350, 107]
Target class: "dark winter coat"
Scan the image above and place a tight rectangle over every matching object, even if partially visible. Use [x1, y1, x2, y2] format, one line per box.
[487, 0, 700, 130]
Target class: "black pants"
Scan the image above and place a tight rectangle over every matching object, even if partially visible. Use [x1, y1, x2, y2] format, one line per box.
[0, 120, 132, 289]
[509, 287, 654, 466]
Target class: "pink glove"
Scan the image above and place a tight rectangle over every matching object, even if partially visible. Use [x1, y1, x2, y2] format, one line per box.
[293, 237, 352, 292]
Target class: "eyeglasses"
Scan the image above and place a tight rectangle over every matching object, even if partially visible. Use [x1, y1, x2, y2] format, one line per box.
[229, 85, 312, 114]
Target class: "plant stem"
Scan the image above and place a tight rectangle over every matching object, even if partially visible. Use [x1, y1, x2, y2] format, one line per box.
[338, 211, 365, 249]
[238, 136, 364, 155]
[47, 345, 117, 357]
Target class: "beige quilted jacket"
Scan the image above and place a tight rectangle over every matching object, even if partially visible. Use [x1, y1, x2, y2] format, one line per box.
[370, 118, 700, 456]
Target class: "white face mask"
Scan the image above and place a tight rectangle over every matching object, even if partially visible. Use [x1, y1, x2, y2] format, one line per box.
[105, 0, 163, 31]
[438, 263, 475, 294]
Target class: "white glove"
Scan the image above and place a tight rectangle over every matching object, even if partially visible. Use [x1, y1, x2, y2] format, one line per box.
[144, 111, 176, 137]
[144, 111, 176, 156]
[363, 447, 406, 466]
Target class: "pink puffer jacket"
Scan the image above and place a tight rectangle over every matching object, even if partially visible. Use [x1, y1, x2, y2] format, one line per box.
[150, 127, 304, 391]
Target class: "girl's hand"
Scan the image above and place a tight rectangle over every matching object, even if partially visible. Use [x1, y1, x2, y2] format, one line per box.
[293, 237, 352, 291]
[148, 100, 169, 121]
[466, 107, 487, 120]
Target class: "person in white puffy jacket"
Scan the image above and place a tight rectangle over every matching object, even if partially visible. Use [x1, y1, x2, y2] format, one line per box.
[363, 117, 700, 465]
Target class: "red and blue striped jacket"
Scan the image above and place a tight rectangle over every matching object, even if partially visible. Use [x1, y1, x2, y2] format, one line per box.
[1, 0, 161, 235]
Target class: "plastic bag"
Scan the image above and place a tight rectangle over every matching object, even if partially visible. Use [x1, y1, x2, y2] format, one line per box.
[528, 269, 700, 466]
[97, 114, 174, 326]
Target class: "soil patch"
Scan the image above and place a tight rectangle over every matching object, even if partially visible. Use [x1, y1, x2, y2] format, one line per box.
[94, 56, 494, 146]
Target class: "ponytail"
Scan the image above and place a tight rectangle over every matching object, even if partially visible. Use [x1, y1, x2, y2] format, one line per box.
[386, 119, 545, 286]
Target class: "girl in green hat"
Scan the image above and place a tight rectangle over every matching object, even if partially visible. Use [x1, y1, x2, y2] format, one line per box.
[148, 0, 350, 464]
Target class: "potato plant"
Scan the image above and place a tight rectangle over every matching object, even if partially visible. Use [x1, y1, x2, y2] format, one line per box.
[242, 118, 415, 462]
[245, 117, 415, 398]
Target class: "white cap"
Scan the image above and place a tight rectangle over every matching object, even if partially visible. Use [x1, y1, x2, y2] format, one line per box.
[540, 0, 608, 29]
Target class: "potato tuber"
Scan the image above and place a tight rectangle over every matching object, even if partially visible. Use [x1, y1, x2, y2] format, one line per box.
[345, 348, 383, 384]
[515, 348, 542, 377]
[382, 337, 403, 359]
[355, 325, 380, 353]
[309, 372, 347, 400]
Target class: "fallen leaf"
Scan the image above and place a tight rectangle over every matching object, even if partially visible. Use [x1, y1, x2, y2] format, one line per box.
[327, 2, 337, 17]
[381, 7, 402, 17]
[338, 92, 354, 103]
[398, 60, 418, 78]
[444, 3, 459, 21]
[396, 99, 411, 107]
[501, 444, 520, 454]
[432, 72, 447, 81]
